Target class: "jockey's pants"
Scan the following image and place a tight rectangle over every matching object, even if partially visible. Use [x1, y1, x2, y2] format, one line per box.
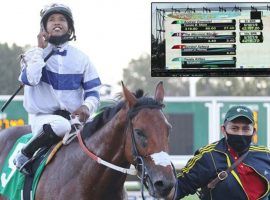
[29, 114, 71, 137]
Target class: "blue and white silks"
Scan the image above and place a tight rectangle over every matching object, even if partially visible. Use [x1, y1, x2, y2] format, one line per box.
[19, 43, 101, 116]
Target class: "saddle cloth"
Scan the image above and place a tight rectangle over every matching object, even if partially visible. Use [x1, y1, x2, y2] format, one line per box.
[0, 133, 62, 200]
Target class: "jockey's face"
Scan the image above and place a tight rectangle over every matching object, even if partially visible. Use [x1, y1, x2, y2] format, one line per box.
[46, 13, 69, 37]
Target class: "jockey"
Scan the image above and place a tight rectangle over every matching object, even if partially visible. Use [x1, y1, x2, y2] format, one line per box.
[13, 3, 101, 174]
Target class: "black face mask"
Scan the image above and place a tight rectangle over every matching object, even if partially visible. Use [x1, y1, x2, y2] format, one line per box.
[226, 133, 252, 153]
[48, 33, 71, 46]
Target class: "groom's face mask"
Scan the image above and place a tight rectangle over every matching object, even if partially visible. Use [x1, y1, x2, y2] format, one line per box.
[224, 118, 254, 153]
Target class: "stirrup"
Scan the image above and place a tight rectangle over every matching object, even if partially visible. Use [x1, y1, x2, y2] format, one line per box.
[18, 159, 33, 176]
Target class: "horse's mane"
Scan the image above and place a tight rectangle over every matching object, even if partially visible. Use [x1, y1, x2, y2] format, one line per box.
[82, 89, 162, 139]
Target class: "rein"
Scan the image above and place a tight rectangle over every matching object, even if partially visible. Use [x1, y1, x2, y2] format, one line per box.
[77, 131, 137, 175]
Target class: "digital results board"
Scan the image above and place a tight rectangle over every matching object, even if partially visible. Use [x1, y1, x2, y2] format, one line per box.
[151, 2, 270, 76]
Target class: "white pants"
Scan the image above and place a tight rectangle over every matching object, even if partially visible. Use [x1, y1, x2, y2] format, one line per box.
[29, 114, 71, 137]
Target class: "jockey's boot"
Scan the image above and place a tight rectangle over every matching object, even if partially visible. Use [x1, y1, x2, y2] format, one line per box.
[13, 124, 62, 175]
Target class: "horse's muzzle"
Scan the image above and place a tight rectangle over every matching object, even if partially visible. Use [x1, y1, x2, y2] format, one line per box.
[145, 172, 175, 198]
[153, 178, 175, 197]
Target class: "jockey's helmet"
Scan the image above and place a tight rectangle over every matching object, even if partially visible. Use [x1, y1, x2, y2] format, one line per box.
[40, 3, 76, 41]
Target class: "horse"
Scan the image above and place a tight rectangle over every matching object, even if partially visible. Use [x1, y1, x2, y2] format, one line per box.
[0, 81, 176, 200]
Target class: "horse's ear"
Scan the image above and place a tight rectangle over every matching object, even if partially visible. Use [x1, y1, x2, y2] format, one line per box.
[121, 81, 137, 108]
[154, 81, 164, 103]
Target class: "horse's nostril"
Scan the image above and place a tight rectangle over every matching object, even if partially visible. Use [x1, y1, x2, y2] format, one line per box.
[154, 180, 174, 197]
[154, 180, 164, 189]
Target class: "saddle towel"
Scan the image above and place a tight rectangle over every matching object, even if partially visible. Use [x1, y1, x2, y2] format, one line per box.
[0, 133, 50, 200]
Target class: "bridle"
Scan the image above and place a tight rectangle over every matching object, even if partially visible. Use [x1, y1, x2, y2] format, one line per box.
[77, 100, 178, 199]
[127, 102, 179, 200]
[126, 103, 164, 200]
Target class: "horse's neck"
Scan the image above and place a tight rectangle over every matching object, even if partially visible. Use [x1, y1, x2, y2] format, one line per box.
[76, 112, 130, 196]
[86, 112, 127, 161]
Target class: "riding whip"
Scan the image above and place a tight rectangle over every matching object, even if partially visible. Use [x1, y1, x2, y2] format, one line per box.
[1, 84, 24, 112]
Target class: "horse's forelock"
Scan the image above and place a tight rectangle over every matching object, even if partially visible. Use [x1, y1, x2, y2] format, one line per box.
[135, 97, 163, 108]
[134, 89, 144, 98]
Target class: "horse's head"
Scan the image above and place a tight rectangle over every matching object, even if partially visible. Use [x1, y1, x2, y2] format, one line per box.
[121, 81, 176, 198]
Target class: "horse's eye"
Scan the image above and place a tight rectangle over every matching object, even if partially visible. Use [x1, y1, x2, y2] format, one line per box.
[134, 129, 146, 138]
[134, 129, 147, 147]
